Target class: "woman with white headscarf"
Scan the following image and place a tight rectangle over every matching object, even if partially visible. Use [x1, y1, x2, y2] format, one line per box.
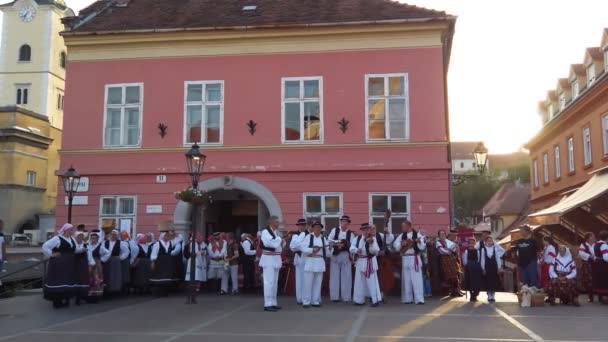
[547, 246, 580, 306]
[86, 230, 109, 302]
[102, 229, 130, 295]
[41, 223, 77, 308]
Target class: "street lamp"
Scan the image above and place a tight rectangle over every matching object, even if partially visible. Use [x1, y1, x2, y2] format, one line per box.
[452, 142, 489, 186]
[185, 143, 206, 304]
[61, 165, 81, 223]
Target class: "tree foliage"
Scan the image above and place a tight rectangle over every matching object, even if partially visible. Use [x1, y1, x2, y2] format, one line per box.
[453, 174, 502, 224]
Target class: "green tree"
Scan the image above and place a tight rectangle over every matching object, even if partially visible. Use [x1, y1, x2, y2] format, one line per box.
[453, 173, 502, 224]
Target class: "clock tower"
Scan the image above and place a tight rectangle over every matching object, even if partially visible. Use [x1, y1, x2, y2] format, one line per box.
[0, 0, 74, 129]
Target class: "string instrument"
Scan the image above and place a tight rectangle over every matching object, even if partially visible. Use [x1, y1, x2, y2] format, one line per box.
[379, 210, 395, 296]
[400, 239, 415, 255]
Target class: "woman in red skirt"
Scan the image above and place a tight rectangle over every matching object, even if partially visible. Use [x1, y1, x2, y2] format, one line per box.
[577, 232, 596, 302]
[547, 246, 579, 306]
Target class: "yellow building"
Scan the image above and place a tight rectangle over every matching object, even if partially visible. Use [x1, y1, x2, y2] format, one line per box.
[0, 0, 73, 234]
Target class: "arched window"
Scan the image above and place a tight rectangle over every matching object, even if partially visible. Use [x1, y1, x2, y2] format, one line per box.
[60, 51, 66, 69]
[19, 45, 31, 62]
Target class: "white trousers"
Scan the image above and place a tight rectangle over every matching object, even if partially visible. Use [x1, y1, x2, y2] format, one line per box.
[208, 266, 224, 280]
[262, 267, 280, 307]
[295, 262, 305, 303]
[353, 271, 380, 304]
[401, 255, 424, 304]
[303, 271, 323, 305]
[223, 265, 239, 292]
[330, 252, 352, 301]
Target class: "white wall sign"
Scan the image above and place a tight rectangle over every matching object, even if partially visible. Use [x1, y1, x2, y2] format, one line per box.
[146, 205, 163, 214]
[156, 175, 167, 183]
[64, 196, 88, 205]
[76, 177, 89, 192]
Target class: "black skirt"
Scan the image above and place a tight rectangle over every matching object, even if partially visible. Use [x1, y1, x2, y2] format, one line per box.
[150, 255, 176, 286]
[132, 258, 151, 288]
[464, 261, 483, 292]
[121, 259, 131, 285]
[592, 261, 608, 294]
[173, 255, 184, 281]
[484, 259, 500, 292]
[44, 254, 76, 301]
[73, 253, 90, 296]
[103, 256, 123, 293]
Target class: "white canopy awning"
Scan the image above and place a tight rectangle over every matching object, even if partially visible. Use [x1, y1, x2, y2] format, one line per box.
[529, 172, 608, 225]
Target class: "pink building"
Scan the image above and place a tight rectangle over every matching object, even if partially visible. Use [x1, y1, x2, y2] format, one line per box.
[57, 0, 456, 237]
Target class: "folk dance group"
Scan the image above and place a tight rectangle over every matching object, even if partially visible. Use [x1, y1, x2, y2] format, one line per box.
[40, 218, 608, 310]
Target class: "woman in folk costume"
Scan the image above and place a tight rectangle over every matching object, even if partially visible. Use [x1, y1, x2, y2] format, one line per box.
[41, 223, 78, 308]
[436, 230, 463, 297]
[184, 231, 208, 291]
[462, 237, 483, 302]
[86, 230, 109, 302]
[578, 232, 596, 302]
[301, 221, 331, 308]
[540, 236, 557, 290]
[169, 230, 185, 282]
[207, 232, 228, 295]
[131, 233, 153, 295]
[102, 230, 130, 295]
[150, 226, 182, 295]
[547, 246, 580, 306]
[592, 230, 608, 304]
[350, 223, 381, 307]
[120, 231, 137, 294]
[73, 232, 90, 305]
[480, 236, 504, 302]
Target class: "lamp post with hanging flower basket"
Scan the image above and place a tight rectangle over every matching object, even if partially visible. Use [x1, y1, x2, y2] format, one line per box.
[182, 143, 211, 304]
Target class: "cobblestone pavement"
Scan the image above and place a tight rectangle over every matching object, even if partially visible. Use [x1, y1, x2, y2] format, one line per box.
[1, 292, 607, 342]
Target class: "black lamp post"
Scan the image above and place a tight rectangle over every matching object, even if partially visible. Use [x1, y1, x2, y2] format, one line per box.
[185, 143, 206, 304]
[61, 165, 81, 223]
[451, 142, 489, 186]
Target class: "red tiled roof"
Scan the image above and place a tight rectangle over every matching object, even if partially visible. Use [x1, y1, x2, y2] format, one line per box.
[586, 47, 603, 60]
[451, 141, 482, 159]
[557, 78, 570, 90]
[482, 183, 530, 217]
[571, 64, 585, 76]
[69, 0, 453, 34]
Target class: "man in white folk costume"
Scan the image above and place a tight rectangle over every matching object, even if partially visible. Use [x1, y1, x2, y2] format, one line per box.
[328, 215, 355, 303]
[207, 232, 228, 295]
[392, 220, 426, 305]
[301, 221, 331, 308]
[260, 215, 283, 312]
[240, 233, 257, 293]
[289, 218, 310, 305]
[350, 223, 381, 307]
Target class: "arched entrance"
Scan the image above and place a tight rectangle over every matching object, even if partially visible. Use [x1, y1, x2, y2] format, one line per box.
[172, 176, 282, 237]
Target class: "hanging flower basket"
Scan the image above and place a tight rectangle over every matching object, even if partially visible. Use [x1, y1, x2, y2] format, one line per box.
[174, 188, 212, 206]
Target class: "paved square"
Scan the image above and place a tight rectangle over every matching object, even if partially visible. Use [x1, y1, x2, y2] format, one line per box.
[1, 292, 607, 342]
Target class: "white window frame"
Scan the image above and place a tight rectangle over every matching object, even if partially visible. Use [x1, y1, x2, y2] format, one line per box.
[183, 80, 224, 145]
[368, 192, 411, 233]
[281, 77, 324, 144]
[26, 170, 36, 186]
[98, 195, 137, 235]
[542, 153, 549, 184]
[558, 92, 566, 111]
[533, 159, 539, 188]
[587, 63, 596, 85]
[302, 193, 343, 229]
[554, 145, 561, 179]
[602, 114, 608, 156]
[572, 79, 579, 98]
[365, 73, 410, 142]
[604, 49, 608, 71]
[16, 84, 30, 105]
[548, 104, 554, 119]
[583, 127, 592, 166]
[567, 137, 575, 173]
[103, 83, 144, 148]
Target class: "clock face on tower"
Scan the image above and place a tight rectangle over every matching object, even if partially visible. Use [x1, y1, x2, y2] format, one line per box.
[19, 5, 36, 23]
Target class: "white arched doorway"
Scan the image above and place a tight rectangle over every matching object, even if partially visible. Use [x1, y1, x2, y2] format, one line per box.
[173, 176, 283, 236]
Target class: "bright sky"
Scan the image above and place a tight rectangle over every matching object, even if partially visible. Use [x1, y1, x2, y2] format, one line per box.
[2, 0, 608, 153]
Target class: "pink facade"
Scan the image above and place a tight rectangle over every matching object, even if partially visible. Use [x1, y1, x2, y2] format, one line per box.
[58, 47, 451, 236]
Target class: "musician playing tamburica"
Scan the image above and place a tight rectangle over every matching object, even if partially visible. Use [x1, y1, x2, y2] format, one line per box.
[392, 220, 426, 304]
